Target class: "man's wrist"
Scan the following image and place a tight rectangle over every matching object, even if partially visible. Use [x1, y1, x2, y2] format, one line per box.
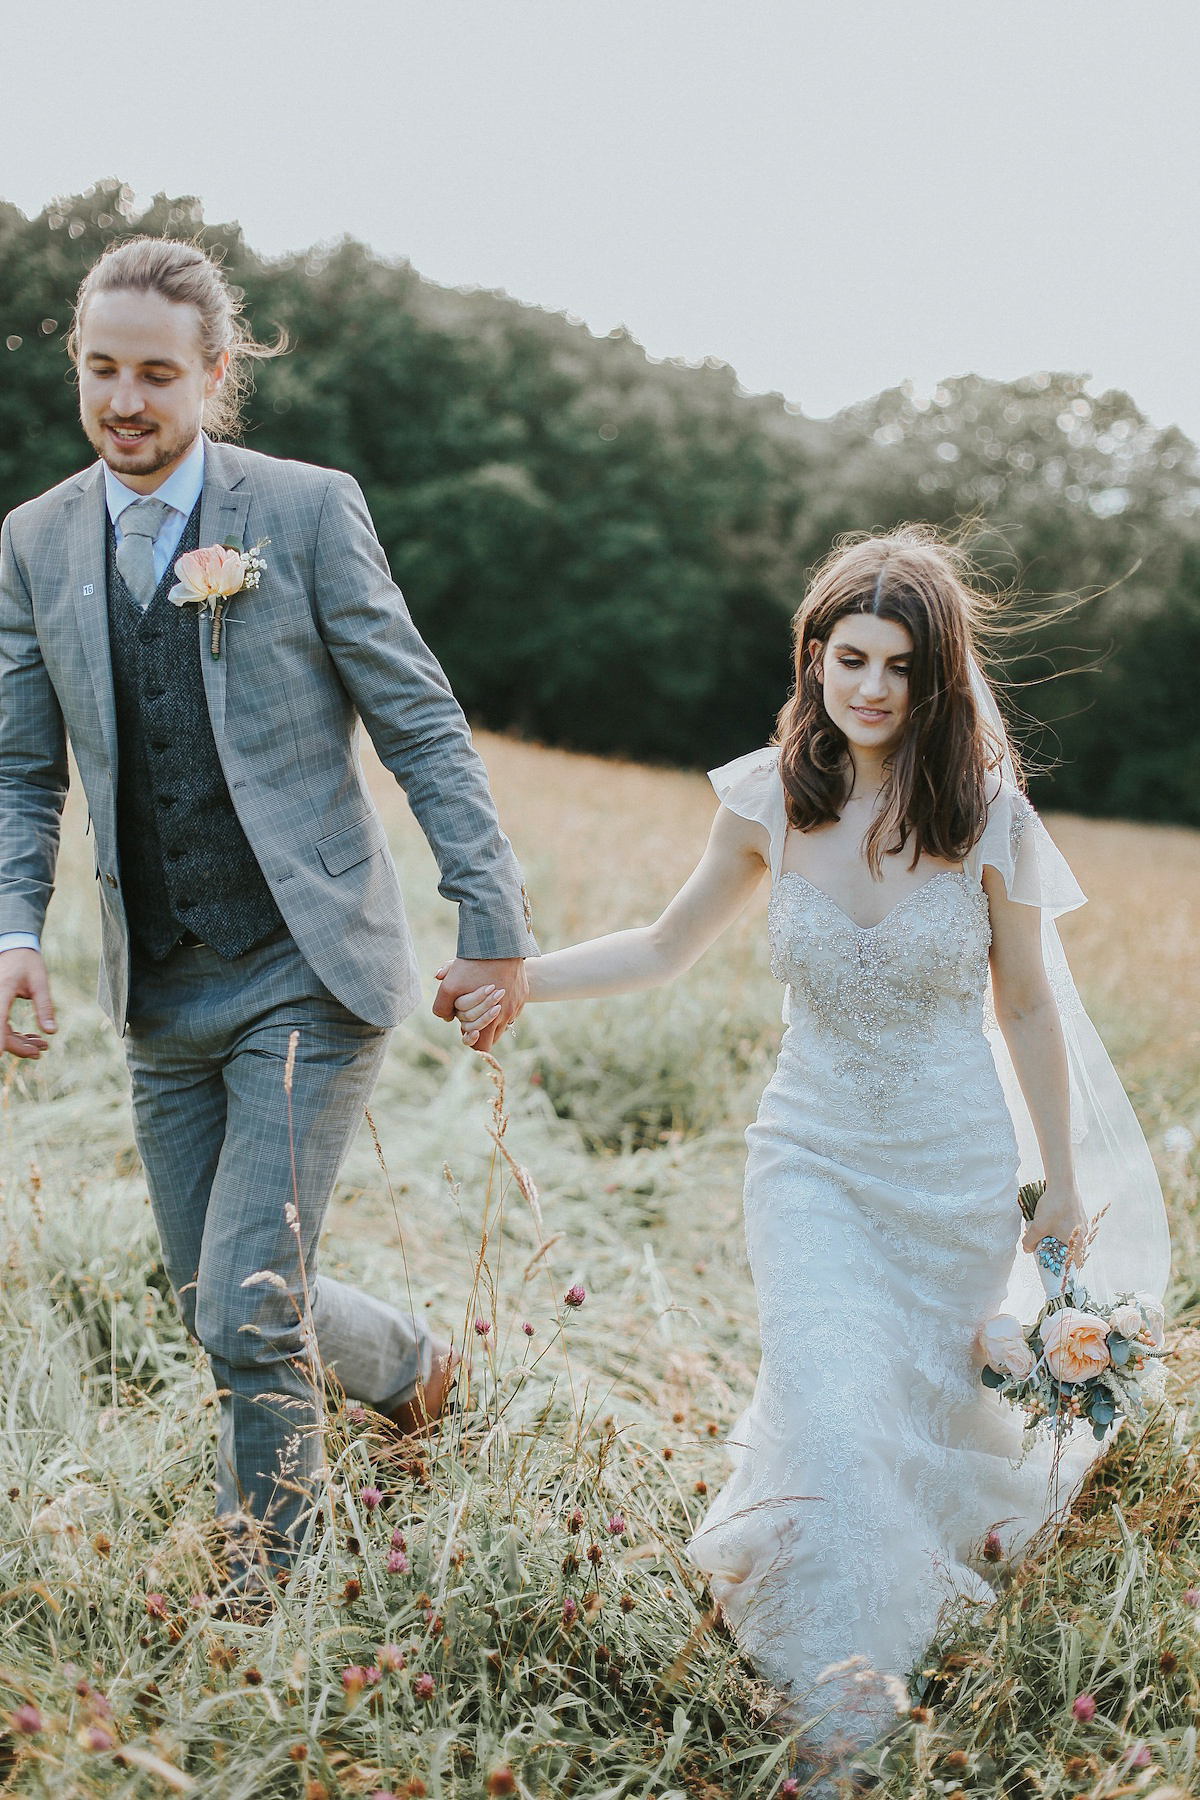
[0, 933, 40, 956]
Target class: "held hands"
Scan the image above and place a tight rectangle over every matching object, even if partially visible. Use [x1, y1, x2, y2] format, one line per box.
[0, 948, 56, 1058]
[432, 957, 527, 1053]
[1022, 1179, 1089, 1269]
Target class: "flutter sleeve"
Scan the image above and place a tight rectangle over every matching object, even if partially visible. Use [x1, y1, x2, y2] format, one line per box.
[708, 746, 788, 880]
[968, 779, 1085, 917]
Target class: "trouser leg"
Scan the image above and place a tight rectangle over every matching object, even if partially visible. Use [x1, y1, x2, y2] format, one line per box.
[125, 935, 431, 1560]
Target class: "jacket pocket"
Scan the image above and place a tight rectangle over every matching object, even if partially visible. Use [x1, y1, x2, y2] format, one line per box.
[315, 811, 389, 877]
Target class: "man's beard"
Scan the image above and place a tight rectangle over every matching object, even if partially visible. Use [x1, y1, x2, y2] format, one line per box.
[85, 417, 200, 479]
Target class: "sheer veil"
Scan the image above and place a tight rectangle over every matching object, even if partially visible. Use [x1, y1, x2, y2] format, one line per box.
[970, 658, 1172, 1318]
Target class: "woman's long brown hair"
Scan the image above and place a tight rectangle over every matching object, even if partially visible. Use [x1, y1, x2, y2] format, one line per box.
[775, 528, 1010, 876]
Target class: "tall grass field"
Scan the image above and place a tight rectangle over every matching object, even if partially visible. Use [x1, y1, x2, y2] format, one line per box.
[2, 731, 1198, 1799]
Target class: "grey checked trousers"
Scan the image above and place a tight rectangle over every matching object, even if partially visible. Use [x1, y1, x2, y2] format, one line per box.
[124, 928, 432, 1558]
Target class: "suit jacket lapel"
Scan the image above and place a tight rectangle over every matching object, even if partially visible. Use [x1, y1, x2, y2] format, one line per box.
[67, 464, 118, 776]
[197, 438, 250, 743]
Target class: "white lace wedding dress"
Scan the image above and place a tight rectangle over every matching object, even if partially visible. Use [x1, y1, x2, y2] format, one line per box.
[687, 747, 1164, 1748]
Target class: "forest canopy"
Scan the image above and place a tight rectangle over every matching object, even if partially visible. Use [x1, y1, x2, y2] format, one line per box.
[3, 180, 1200, 822]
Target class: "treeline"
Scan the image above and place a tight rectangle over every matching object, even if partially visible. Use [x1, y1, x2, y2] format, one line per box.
[3, 180, 1200, 823]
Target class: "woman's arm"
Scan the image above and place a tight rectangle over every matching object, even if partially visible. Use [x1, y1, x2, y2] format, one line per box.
[451, 803, 769, 1040]
[983, 864, 1087, 1261]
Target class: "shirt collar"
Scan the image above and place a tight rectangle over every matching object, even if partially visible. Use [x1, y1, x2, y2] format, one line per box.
[103, 435, 206, 528]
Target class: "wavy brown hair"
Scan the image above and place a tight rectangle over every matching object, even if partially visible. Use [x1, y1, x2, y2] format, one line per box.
[775, 528, 1010, 876]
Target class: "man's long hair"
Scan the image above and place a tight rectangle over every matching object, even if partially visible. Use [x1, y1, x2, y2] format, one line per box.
[775, 527, 1010, 877]
[67, 237, 285, 438]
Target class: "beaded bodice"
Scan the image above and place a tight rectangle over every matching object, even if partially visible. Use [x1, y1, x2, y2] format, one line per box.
[767, 868, 993, 1113]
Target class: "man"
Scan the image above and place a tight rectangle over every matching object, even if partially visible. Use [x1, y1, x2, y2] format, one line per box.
[0, 236, 534, 1571]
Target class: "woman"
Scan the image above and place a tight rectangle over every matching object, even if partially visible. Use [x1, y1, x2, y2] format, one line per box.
[451, 529, 1170, 1749]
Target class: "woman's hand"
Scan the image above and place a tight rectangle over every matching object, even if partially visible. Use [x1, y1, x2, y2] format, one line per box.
[434, 963, 506, 1048]
[1022, 1179, 1089, 1268]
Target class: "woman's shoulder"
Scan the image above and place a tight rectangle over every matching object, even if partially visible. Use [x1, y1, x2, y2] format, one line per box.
[708, 745, 785, 869]
[975, 774, 1084, 914]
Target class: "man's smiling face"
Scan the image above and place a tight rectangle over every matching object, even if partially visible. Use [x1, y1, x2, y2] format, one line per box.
[77, 287, 228, 492]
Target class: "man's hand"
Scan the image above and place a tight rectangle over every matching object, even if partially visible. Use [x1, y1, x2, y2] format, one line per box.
[432, 957, 527, 1053]
[0, 948, 56, 1058]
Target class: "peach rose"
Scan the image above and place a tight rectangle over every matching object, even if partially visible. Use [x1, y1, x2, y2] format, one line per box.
[170, 545, 246, 605]
[981, 1315, 1035, 1380]
[1040, 1308, 1111, 1384]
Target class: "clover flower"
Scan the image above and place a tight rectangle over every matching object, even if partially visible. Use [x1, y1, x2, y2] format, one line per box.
[1072, 1693, 1097, 1722]
[387, 1547, 410, 1575]
[564, 1284, 586, 1308]
[360, 1486, 382, 1512]
[414, 1672, 435, 1701]
[10, 1704, 43, 1735]
[561, 1596, 578, 1627]
[342, 1665, 370, 1698]
[607, 1512, 627, 1536]
[474, 1317, 491, 1338]
[144, 1592, 169, 1621]
[376, 1645, 406, 1673]
[522, 1321, 535, 1337]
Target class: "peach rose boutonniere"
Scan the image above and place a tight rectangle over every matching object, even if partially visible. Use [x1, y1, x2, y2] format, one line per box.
[169, 537, 269, 657]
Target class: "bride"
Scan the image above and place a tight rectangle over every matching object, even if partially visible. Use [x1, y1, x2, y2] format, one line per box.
[450, 529, 1170, 1750]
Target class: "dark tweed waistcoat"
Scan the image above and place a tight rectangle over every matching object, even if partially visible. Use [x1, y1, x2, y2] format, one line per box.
[106, 501, 284, 960]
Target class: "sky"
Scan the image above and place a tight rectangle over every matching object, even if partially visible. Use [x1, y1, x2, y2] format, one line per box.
[4, 1, 1200, 439]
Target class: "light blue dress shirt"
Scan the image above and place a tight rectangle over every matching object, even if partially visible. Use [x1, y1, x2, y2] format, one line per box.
[0, 439, 208, 960]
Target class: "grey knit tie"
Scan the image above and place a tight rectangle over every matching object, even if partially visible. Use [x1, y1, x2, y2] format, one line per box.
[116, 498, 172, 608]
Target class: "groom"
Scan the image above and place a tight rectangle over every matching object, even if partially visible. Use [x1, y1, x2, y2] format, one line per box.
[0, 236, 535, 1568]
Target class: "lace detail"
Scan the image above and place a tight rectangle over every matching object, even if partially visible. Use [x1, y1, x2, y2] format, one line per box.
[688, 853, 1101, 1748]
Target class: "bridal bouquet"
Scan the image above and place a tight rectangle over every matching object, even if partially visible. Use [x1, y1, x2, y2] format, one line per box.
[978, 1182, 1168, 1441]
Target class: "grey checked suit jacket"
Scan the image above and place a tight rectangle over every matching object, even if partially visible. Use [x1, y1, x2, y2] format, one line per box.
[0, 436, 536, 1032]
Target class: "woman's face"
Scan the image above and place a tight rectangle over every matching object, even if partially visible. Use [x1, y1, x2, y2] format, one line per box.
[812, 612, 914, 756]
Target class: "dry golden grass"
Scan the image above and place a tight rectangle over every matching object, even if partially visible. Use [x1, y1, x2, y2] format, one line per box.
[3, 731, 1197, 1798]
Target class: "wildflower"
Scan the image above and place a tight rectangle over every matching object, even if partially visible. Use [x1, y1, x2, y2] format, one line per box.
[377, 1644, 406, 1673]
[694, 1480, 708, 1495]
[522, 1321, 535, 1336]
[945, 1749, 970, 1772]
[80, 1723, 115, 1751]
[390, 1528, 407, 1551]
[289, 1744, 309, 1761]
[347, 1404, 367, 1425]
[672, 1410, 685, 1423]
[781, 1782, 800, 1798]
[562, 1552, 580, 1575]
[561, 1596, 578, 1627]
[342, 1665, 370, 1699]
[982, 1530, 1004, 1563]
[1072, 1693, 1097, 1722]
[909, 1705, 930, 1723]
[144, 1592, 169, 1621]
[343, 1577, 362, 1603]
[414, 1672, 435, 1701]
[474, 1317, 492, 1338]
[564, 1284, 586, 1308]
[10, 1704, 43, 1735]
[619, 1593, 636, 1613]
[1184, 1588, 1200, 1607]
[486, 1772, 517, 1797]
[190, 1591, 209, 1609]
[587, 1542, 603, 1566]
[707, 1421, 719, 1437]
[387, 1548, 410, 1574]
[1161, 1649, 1179, 1674]
[566, 1507, 584, 1534]
[1128, 1745, 1153, 1769]
[360, 1486, 382, 1512]
[607, 1512, 627, 1536]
